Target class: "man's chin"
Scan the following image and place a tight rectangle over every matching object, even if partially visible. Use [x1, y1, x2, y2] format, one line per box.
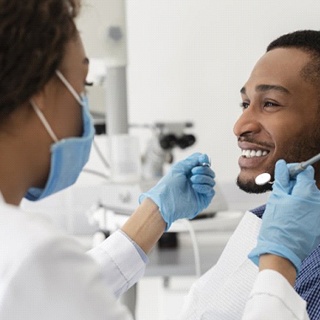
[236, 176, 272, 194]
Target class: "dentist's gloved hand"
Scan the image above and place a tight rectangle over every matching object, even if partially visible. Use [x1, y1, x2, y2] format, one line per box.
[249, 159, 320, 272]
[139, 153, 215, 231]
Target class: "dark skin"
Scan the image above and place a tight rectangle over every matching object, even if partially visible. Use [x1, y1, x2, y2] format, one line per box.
[0, 33, 166, 254]
[234, 47, 320, 284]
[0, 36, 87, 205]
[234, 48, 320, 193]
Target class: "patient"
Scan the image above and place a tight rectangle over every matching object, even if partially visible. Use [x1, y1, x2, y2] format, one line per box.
[179, 30, 320, 319]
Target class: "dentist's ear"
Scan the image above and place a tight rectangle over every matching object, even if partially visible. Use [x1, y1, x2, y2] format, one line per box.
[29, 90, 46, 112]
[30, 72, 63, 112]
[29, 98, 58, 143]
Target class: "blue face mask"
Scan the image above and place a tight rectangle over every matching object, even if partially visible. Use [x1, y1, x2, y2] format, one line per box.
[25, 70, 95, 201]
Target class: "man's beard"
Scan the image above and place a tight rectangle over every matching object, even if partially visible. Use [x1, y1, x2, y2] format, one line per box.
[236, 127, 320, 194]
[237, 175, 273, 193]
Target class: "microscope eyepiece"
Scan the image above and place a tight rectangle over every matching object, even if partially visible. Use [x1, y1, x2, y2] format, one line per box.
[176, 134, 196, 149]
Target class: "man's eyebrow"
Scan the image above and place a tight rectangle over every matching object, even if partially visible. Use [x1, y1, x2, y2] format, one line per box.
[256, 84, 290, 94]
[240, 84, 290, 95]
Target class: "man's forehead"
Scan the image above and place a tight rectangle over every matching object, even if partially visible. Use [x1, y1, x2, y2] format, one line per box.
[253, 48, 310, 75]
[242, 48, 312, 93]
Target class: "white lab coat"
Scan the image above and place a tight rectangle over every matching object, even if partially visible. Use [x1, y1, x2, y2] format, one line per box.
[0, 193, 310, 319]
[0, 193, 144, 320]
[179, 211, 310, 320]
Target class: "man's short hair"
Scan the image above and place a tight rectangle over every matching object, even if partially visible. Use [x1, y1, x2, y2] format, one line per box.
[267, 30, 320, 88]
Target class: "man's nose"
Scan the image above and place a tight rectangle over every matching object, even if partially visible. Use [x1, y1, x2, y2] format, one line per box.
[233, 107, 261, 138]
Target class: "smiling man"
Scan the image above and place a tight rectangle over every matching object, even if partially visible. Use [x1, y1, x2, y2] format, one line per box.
[235, 45, 320, 194]
[178, 30, 320, 320]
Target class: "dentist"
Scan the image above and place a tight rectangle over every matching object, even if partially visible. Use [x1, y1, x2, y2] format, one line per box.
[0, 0, 214, 319]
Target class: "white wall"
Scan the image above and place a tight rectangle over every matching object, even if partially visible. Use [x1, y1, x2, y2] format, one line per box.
[77, 0, 320, 185]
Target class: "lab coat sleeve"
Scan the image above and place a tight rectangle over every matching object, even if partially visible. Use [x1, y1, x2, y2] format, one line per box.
[242, 269, 309, 320]
[87, 230, 147, 298]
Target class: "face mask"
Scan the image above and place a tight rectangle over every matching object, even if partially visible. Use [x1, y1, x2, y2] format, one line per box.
[25, 70, 95, 201]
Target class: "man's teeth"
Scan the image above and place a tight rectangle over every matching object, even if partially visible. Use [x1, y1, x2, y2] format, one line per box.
[241, 149, 268, 158]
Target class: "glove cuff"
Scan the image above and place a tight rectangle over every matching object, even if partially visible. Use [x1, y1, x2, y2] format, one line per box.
[248, 241, 302, 272]
[139, 192, 171, 231]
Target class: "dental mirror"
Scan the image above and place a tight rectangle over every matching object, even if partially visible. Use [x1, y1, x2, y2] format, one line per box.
[255, 173, 272, 185]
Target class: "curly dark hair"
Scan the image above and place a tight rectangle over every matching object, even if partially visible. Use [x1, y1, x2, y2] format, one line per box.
[0, 0, 80, 121]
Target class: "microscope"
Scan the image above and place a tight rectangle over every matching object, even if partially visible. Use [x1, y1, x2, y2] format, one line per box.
[141, 121, 196, 180]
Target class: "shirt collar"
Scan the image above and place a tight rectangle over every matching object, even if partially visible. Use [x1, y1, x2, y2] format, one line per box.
[250, 204, 266, 218]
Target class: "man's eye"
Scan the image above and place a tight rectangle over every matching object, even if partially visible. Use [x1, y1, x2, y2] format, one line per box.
[264, 101, 279, 108]
[240, 102, 249, 109]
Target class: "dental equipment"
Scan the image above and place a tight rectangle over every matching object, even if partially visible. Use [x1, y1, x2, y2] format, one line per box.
[202, 158, 211, 167]
[255, 152, 320, 185]
[141, 122, 196, 180]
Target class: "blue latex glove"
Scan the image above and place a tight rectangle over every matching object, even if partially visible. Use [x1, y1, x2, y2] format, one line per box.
[248, 159, 320, 272]
[139, 153, 215, 230]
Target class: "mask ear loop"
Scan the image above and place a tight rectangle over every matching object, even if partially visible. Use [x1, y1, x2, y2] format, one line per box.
[55, 70, 83, 106]
[30, 99, 59, 143]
